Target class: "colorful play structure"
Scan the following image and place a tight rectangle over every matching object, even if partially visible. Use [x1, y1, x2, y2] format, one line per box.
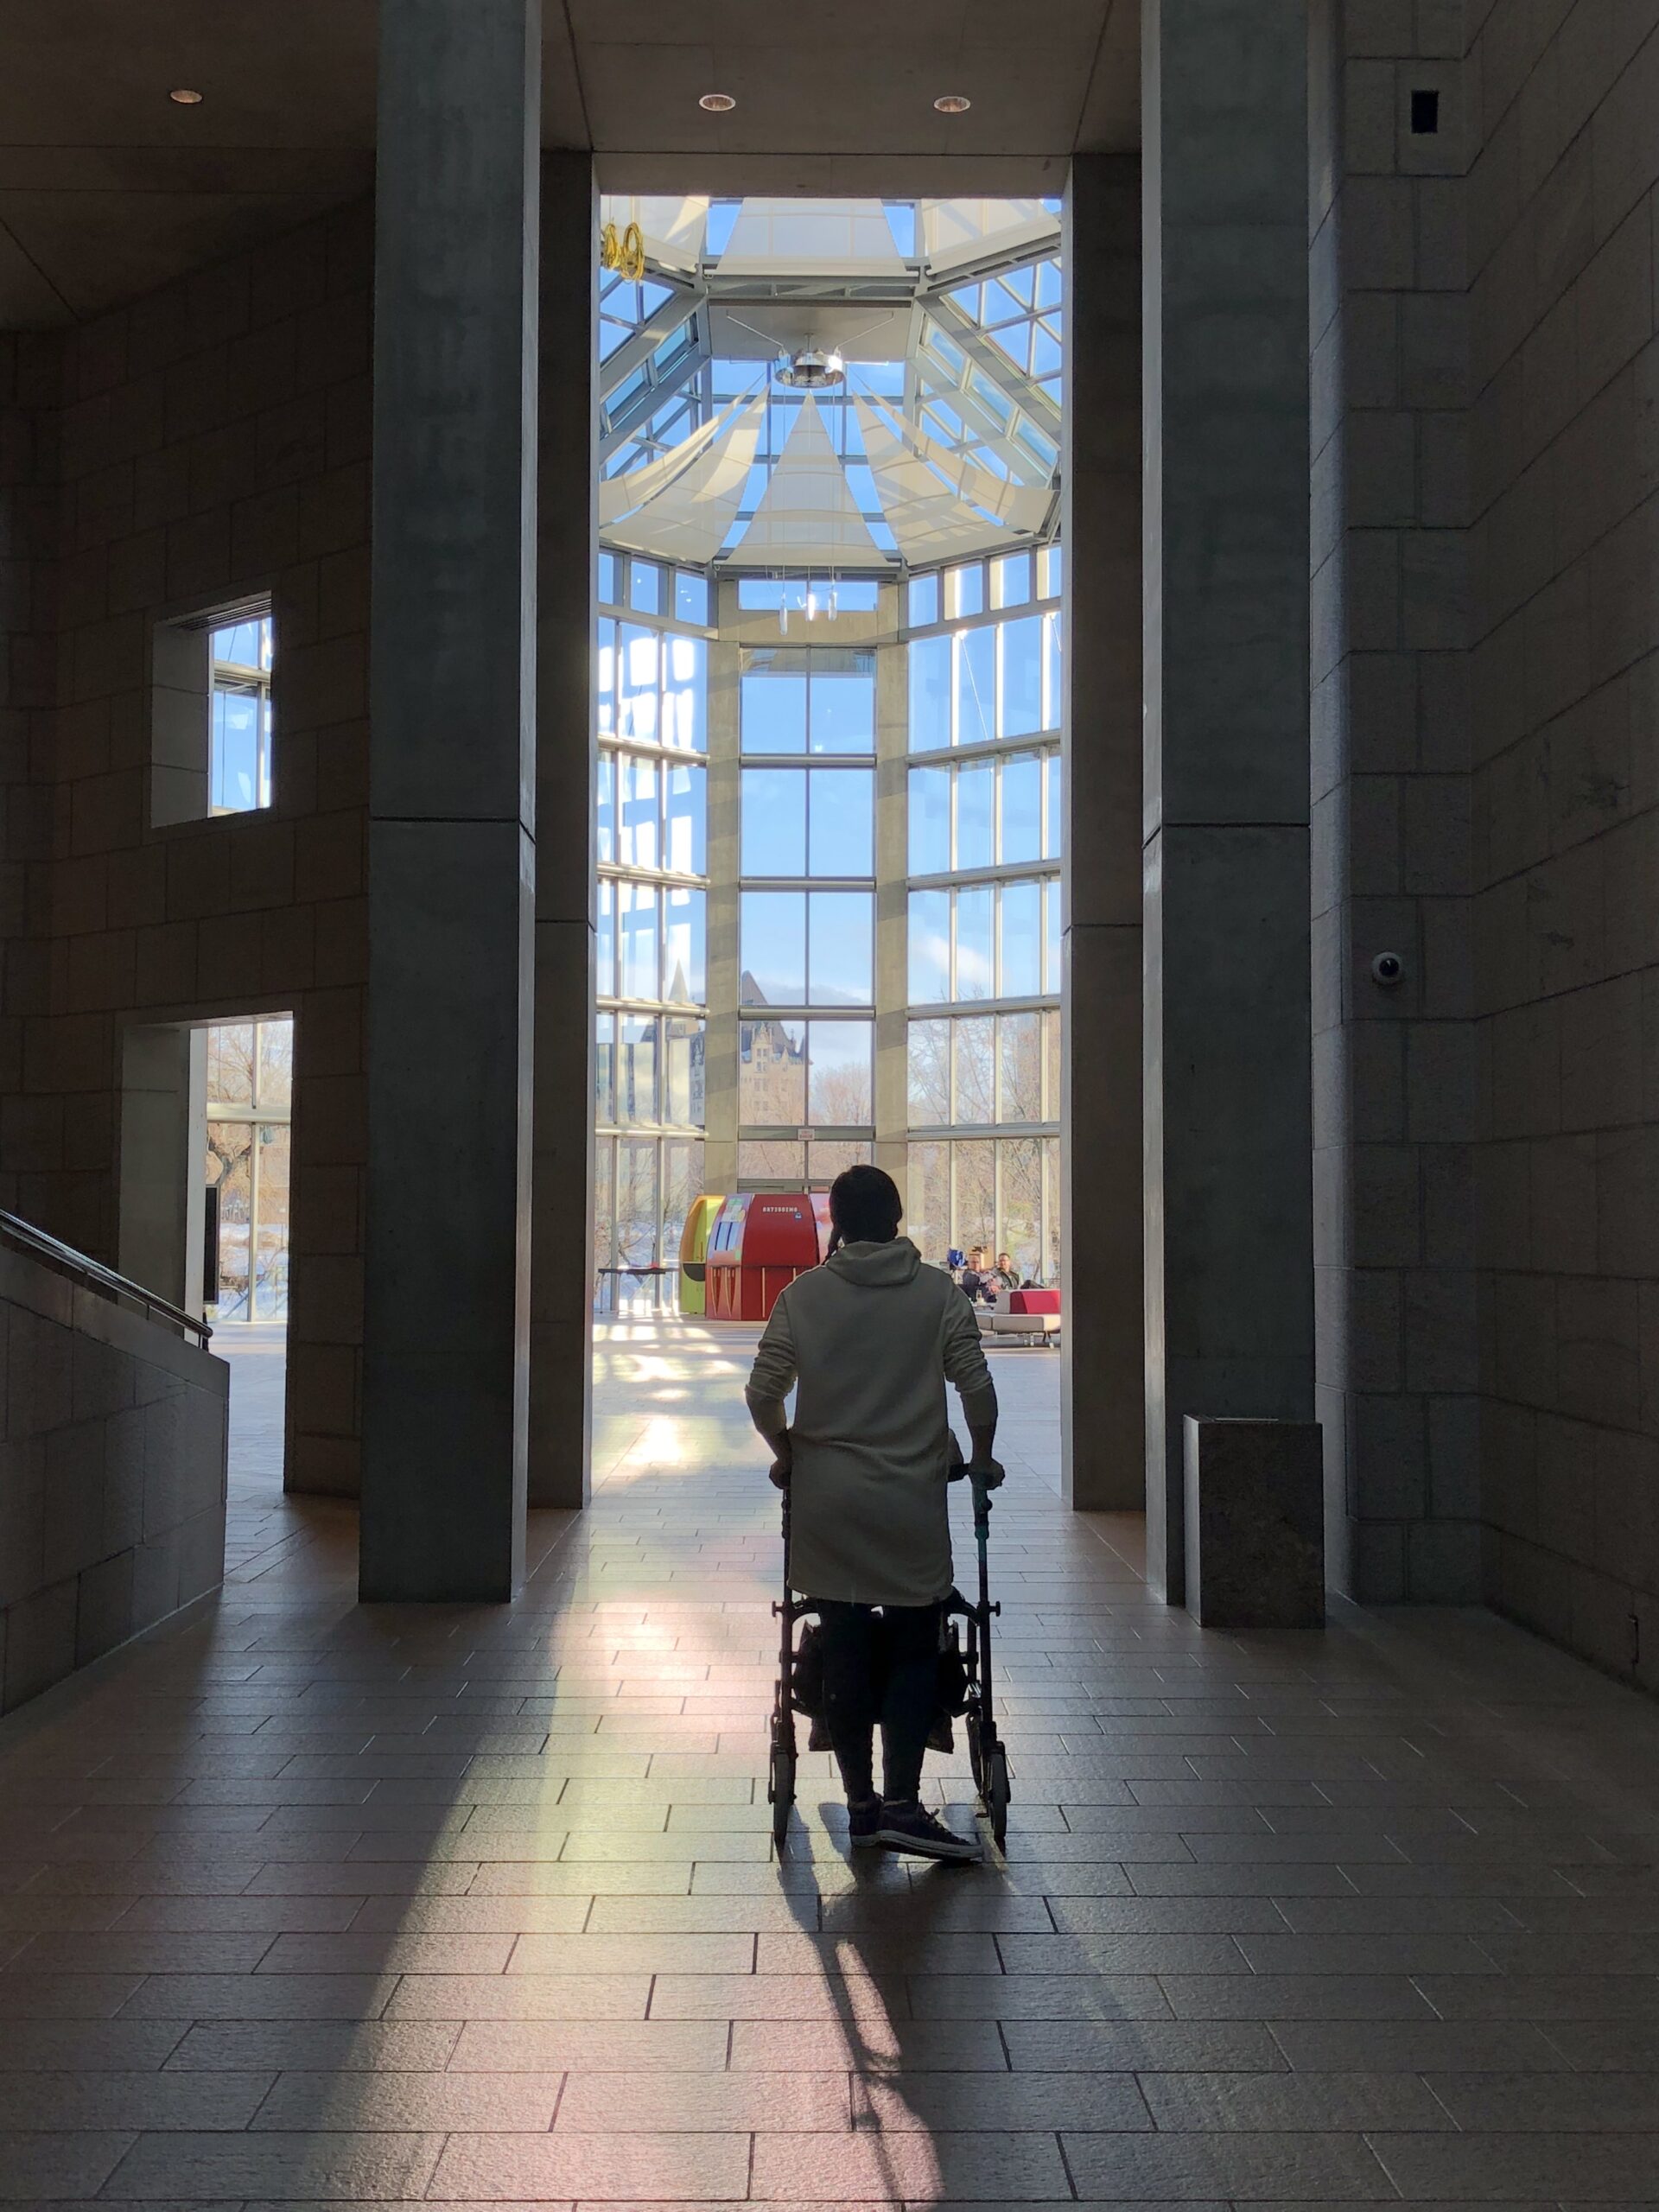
[700, 1192, 831, 1320]
[675, 1194, 724, 1317]
[675, 1190, 1062, 1338]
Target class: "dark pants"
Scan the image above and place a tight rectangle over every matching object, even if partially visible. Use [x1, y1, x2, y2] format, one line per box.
[812, 1598, 942, 1806]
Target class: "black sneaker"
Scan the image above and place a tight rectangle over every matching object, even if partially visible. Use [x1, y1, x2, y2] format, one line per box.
[875, 1802, 982, 1862]
[847, 1796, 883, 1848]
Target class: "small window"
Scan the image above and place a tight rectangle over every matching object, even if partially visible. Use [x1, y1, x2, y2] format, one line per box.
[152, 600, 275, 827]
[947, 563, 984, 620]
[991, 552, 1031, 609]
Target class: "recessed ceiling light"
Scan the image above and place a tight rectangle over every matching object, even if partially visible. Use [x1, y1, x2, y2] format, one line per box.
[168, 87, 203, 105]
[699, 92, 736, 112]
[934, 93, 971, 114]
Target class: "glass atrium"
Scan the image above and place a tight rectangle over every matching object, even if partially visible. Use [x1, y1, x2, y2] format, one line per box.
[593, 198, 1064, 1313]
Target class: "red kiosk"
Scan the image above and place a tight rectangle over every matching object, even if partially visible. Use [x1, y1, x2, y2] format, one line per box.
[705, 1192, 830, 1321]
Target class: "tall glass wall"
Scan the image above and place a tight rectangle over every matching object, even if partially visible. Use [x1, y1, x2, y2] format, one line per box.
[738, 647, 876, 1188]
[594, 552, 709, 1313]
[590, 199, 1067, 1309]
[904, 547, 1063, 1282]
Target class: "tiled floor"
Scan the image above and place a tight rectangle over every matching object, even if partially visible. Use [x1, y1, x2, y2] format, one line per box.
[3, 1319, 1659, 2202]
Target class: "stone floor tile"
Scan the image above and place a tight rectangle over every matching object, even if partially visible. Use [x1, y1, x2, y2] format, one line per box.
[646, 1972, 909, 2019]
[1123, 1863, 1358, 1895]
[252, 2069, 564, 2130]
[1060, 2126, 1392, 2200]
[102, 2127, 445, 2200]
[1001, 2018, 1285, 2071]
[429, 2128, 750, 2201]
[1139, 2069, 1454, 2130]
[448, 2019, 728, 2072]
[749, 2127, 1072, 2201]
[1236, 1932, 1502, 1974]
[1045, 1896, 1293, 1933]
[509, 1932, 755, 1974]
[814, 1888, 1055, 1935]
[382, 1972, 652, 2019]
[995, 1930, 1249, 1974]
[468, 1863, 695, 1895]
[853, 2068, 1152, 2130]
[1414, 1975, 1659, 2018]
[164, 2021, 461, 2072]
[556, 2069, 850, 2131]
[348, 1895, 592, 1934]
[757, 1929, 1000, 1975]
[905, 1971, 1172, 2019]
[1266, 2019, 1570, 2071]
[726, 2015, 1007, 2071]
[0, 1973, 144, 2016]
[118, 1973, 401, 2020]
[112, 1896, 365, 1932]
[0, 2069, 273, 2129]
[0, 2127, 136, 2197]
[1369, 2132, 1659, 2199]
[0, 2019, 188, 2069]
[1160, 1974, 1438, 2019]
[1426, 2070, 1659, 2129]
[256, 1931, 517, 1974]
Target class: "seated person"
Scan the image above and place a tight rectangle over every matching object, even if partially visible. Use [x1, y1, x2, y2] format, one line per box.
[989, 1249, 1023, 1292]
[959, 1245, 995, 1303]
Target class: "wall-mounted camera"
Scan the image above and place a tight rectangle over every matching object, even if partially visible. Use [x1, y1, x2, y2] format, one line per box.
[1370, 952, 1404, 988]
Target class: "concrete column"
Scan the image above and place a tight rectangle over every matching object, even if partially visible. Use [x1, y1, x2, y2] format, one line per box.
[702, 582, 741, 1196]
[874, 583, 908, 1187]
[361, 0, 539, 1600]
[528, 152, 596, 1510]
[1061, 155, 1145, 1512]
[1141, 0, 1317, 1603]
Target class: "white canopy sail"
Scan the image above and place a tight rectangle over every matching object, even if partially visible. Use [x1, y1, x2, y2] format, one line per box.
[853, 397, 1051, 563]
[919, 199, 1060, 276]
[726, 396, 888, 572]
[718, 199, 906, 278]
[600, 394, 766, 565]
[598, 397, 740, 527]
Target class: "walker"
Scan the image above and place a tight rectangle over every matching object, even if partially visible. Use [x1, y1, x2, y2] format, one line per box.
[767, 1451, 1011, 1850]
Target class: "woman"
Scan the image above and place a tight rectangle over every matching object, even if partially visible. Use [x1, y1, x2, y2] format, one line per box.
[746, 1165, 1002, 1861]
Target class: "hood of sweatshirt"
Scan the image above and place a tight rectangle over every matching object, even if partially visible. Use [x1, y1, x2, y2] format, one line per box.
[824, 1236, 923, 1288]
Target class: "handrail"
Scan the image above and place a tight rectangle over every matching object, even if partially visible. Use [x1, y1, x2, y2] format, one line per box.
[0, 1211, 213, 1346]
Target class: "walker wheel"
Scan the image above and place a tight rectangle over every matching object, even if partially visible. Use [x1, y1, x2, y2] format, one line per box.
[967, 1709, 987, 1798]
[981, 1738, 1010, 1850]
[768, 1737, 797, 1847]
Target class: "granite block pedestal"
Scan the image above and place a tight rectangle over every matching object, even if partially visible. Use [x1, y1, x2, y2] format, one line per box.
[1182, 1415, 1324, 1630]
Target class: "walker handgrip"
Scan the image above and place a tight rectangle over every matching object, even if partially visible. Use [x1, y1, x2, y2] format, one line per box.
[970, 1471, 994, 1537]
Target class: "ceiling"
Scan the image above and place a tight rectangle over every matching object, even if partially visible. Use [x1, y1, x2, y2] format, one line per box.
[596, 199, 1065, 574]
[0, 0, 1136, 328]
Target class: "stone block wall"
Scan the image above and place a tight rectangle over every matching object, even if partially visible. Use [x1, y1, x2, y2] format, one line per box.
[2, 201, 373, 1498]
[1310, 0, 1480, 1601]
[0, 1241, 227, 1710]
[1466, 0, 1659, 1687]
[0, 331, 61, 1211]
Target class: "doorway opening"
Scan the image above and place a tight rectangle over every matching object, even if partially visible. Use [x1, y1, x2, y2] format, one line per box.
[119, 1008, 295, 1504]
[589, 194, 1066, 1337]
